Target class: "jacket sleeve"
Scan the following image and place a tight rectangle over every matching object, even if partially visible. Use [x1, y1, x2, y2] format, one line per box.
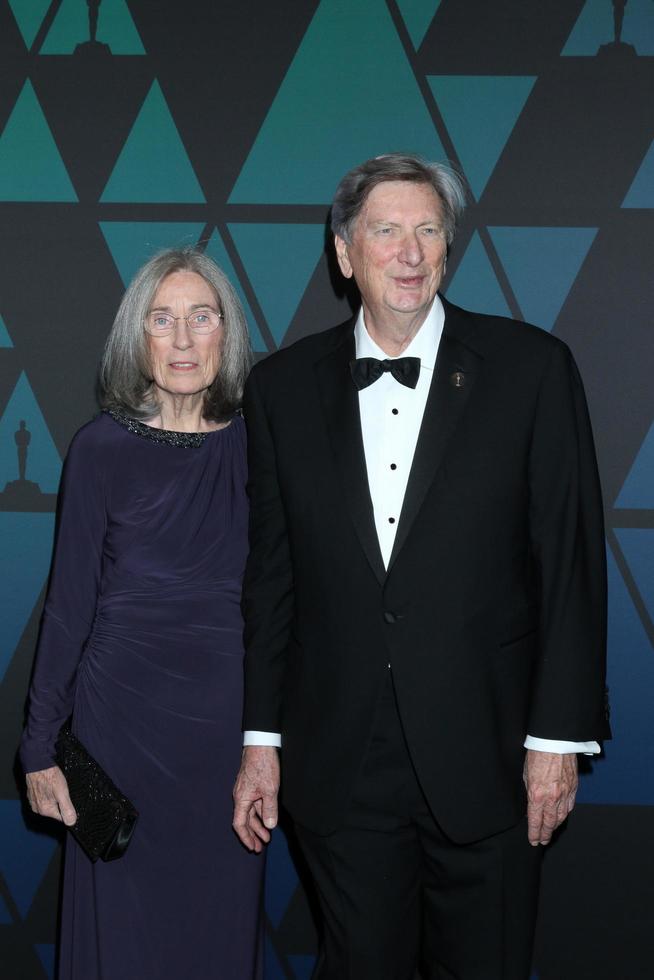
[19, 428, 106, 772]
[526, 341, 609, 742]
[241, 368, 295, 734]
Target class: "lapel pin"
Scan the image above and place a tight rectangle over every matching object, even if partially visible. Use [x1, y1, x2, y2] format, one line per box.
[450, 371, 465, 389]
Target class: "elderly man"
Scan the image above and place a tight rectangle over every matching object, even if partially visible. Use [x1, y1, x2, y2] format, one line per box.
[233, 154, 608, 979]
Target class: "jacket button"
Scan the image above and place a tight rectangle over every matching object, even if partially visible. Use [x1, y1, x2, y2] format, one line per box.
[383, 611, 397, 624]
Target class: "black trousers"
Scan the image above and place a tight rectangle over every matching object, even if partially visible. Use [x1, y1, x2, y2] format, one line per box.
[294, 671, 542, 980]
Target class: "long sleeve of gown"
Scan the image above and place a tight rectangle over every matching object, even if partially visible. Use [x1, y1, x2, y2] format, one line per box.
[20, 424, 107, 773]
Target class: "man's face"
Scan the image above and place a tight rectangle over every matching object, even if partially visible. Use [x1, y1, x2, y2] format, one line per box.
[334, 180, 448, 328]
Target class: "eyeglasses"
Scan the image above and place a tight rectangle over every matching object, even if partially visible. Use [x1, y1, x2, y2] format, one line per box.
[144, 309, 224, 336]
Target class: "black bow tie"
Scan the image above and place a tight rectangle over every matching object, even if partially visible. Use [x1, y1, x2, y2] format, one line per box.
[350, 356, 421, 391]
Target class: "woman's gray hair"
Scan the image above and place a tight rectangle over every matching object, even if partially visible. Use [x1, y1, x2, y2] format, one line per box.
[100, 247, 252, 423]
[330, 153, 466, 248]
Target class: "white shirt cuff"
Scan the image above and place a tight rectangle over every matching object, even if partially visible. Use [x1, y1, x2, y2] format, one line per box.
[243, 730, 282, 747]
[524, 735, 600, 756]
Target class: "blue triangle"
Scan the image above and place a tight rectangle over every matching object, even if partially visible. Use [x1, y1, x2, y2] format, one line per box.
[264, 933, 288, 980]
[7, 0, 50, 49]
[0, 313, 14, 348]
[0, 800, 59, 917]
[443, 232, 512, 318]
[229, 0, 446, 204]
[229, 224, 324, 346]
[264, 826, 299, 929]
[100, 221, 205, 286]
[0, 372, 62, 492]
[0, 80, 78, 201]
[396, 0, 442, 49]
[40, 0, 145, 54]
[615, 422, 654, 508]
[35, 945, 56, 980]
[0, 513, 56, 683]
[0, 892, 12, 924]
[623, 140, 654, 208]
[101, 81, 204, 202]
[616, 529, 654, 626]
[562, 0, 654, 56]
[204, 230, 267, 353]
[427, 76, 536, 200]
[577, 545, 654, 805]
[288, 955, 318, 980]
[488, 227, 597, 331]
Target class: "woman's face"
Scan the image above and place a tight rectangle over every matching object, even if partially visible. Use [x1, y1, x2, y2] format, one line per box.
[146, 271, 223, 400]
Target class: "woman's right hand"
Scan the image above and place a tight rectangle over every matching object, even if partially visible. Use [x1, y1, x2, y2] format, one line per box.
[26, 766, 77, 826]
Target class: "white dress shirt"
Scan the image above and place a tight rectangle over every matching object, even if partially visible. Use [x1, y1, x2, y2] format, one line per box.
[244, 297, 599, 755]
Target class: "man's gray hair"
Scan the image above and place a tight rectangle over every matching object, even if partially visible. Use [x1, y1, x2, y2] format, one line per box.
[100, 247, 252, 423]
[331, 153, 466, 247]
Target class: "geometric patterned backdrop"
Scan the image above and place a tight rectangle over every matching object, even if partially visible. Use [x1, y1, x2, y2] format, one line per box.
[1, 1, 652, 977]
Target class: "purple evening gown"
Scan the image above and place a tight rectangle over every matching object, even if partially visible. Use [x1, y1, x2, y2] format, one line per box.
[20, 411, 264, 980]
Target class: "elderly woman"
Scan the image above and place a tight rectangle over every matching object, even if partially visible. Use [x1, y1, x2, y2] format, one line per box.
[20, 249, 262, 979]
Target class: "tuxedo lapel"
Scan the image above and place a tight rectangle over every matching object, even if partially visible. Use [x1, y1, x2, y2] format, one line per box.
[314, 325, 386, 585]
[387, 302, 483, 572]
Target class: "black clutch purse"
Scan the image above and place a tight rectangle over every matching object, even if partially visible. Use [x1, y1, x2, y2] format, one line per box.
[55, 722, 138, 863]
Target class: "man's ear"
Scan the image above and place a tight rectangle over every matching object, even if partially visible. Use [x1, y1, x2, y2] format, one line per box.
[334, 235, 353, 279]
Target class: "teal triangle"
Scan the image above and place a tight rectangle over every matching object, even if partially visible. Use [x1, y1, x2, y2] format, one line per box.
[100, 221, 205, 286]
[623, 140, 654, 208]
[443, 232, 512, 318]
[229, 224, 324, 346]
[204, 230, 267, 353]
[427, 76, 536, 200]
[35, 945, 56, 980]
[7, 0, 51, 49]
[0, 80, 78, 202]
[40, 0, 145, 54]
[0, 800, 58, 917]
[0, 372, 62, 493]
[615, 422, 654, 508]
[577, 545, 654, 805]
[396, 0, 442, 49]
[101, 81, 204, 203]
[0, 513, 55, 683]
[229, 0, 446, 204]
[562, 0, 654, 56]
[0, 314, 13, 348]
[488, 227, 597, 331]
[616, 529, 654, 626]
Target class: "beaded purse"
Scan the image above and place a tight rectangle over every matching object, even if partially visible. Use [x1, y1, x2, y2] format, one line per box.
[55, 723, 138, 862]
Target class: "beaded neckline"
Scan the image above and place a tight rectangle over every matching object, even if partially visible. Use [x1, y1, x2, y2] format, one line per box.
[106, 409, 218, 448]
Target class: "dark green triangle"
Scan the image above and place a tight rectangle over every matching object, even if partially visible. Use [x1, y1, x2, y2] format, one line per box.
[100, 222, 205, 286]
[101, 81, 204, 203]
[204, 230, 267, 353]
[41, 0, 145, 54]
[228, 224, 325, 346]
[0, 314, 13, 348]
[0, 80, 78, 201]
[229, 0, 446, 204]
[396, 0, 442, 49]
[7, 0, 50, 49]
[428, 76, 536, 200]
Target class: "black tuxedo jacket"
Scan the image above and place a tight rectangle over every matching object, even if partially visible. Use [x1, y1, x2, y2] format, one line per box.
[242, 297, 608, 843]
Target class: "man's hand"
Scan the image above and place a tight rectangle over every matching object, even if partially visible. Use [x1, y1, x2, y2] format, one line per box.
[233, 745, 280, 853]
[26, 766, 77, 826]
[524, 750, 578, 846]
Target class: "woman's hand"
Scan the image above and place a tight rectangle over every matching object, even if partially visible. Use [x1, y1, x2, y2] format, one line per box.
[26, 766, 77, 826]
